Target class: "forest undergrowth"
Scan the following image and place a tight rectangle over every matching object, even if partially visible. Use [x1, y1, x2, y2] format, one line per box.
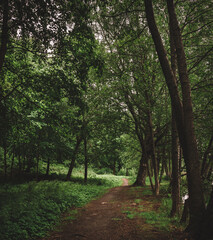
[0, 167, 126, 240]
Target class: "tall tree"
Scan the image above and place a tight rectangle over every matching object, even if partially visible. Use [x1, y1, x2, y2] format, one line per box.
[144, 0, 205, 236]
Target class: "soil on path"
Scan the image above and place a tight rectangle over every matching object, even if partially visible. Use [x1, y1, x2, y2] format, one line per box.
[44, 179, 184, 240]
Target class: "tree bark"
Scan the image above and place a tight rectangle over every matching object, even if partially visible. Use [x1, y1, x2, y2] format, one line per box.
[201, 134, 213, 178]
[84, 134, 88, 183]
[134, 152, 147, 186]
[66, 136, 83, 181]
[45, 158, 50, 177]
[147, 108, 159, 195]
[169, 18, 180, 217]
[170, 110, 180, 217]
[10, 146, 15, 178]
[144, 0, 205, 236]
[166, 0, 205, 234]
[147, 159, 154, 192]
[3, 140, 7, 179]
[124, 91, 147, 186]
[200, 186, 213, 240]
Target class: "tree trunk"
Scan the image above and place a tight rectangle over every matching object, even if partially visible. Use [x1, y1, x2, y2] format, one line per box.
[201, 134, 213, 178]
[3, 141, 7, 179]
[66, 136, 83, 181]
[36, 150, 40, 181]
[124, 91, 147, 186]
[147, 159, 155, 192]
[166, 0, 205, 234]
[200, 186, 213, 240]
[84, 135, 88, 183]
[180, 198, 189, 224]
[207, 162, 212, 180]
[134, 152, 147, 186]
[144, 0, 205, 236]
[146, 97, 159, 195]
[169, 19, 180, 217]
[10, 146, 15, 178]
[170, 110, 180, 217]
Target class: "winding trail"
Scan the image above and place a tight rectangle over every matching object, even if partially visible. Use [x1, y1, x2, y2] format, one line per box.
[44, 179, 183, 240]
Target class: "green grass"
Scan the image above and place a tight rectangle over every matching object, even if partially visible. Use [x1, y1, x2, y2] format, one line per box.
[0, 171, 124, 240]
[122, 184, 181, 232]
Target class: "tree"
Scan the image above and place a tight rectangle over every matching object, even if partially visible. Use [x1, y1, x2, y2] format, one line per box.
[144, 0, 206, 236]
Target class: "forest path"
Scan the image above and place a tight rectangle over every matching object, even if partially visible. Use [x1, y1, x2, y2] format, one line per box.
[44, 179, 183, 240]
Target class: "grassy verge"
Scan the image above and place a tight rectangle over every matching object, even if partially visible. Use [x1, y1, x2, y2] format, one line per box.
[122, 185, 183, 233]
[0, 172, 124, 240]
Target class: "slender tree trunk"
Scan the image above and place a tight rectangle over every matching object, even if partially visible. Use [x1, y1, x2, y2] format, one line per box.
[171, 110, 180, 216]
[147, 101, 159, 195]
[10, 146, 15, 178]
[36, 149, 40, 180]
[159, 159, 164, 184]
[201, 134, 213, 178]
[18, 152, 22, 175]
[147, 159, 154, 192]
[3, 141, 7, 179]
[144, 0, 205, 236]
[166, 0, 205, 234]
[180, 198, 189, 224]
[84, 135, 88, 183]
[66, 136, 83, 181]
[200, 186, 213, 240]
[169, 19, 180, 217]
[23, 155, 26, 172]
[207, 162, 212, 180]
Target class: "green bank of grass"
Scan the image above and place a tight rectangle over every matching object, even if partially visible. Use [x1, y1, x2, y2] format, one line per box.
[123, 182, 183, 233]
[0, 171, 125, 240]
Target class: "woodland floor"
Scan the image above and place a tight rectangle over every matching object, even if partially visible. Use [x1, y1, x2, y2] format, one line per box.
[43, 179, 186, 240]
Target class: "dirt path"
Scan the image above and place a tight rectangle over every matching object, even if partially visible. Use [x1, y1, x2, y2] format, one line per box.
[44, 179, 183, 240]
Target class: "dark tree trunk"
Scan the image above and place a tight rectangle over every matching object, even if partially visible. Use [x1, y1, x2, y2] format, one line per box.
[124, 92, 148, 186]
[3, 141, 7, 179]
[180, 198, 189, 224]
[201, 134, 213, 178]
[169, 19, 180, 217]
[84, 135, 88, 183]
[200, 186, 213, 240]
[207, 162, 213, 180]
[170, 110, 180, 217]
[134, 153, 147, 186]
[144, 0, 205, 236]
[166, 1, 205, 234]
[147, 98, 159, 195]
[45, 158, 50, 177]
[147, 159, 155, 192]
[18, 154, 22, 175]
[159, 159, 164, 184]
[66, 136, 82, 181]
[10, 146, 15, 178]
[36, 151, 40, 180]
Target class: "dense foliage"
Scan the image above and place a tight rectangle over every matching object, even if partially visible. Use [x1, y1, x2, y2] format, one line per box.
[0, 168, 124, 240]
[0, 0, 212, 239]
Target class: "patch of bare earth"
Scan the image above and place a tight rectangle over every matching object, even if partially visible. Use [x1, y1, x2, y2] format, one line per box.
[43, 179, 184, 240]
